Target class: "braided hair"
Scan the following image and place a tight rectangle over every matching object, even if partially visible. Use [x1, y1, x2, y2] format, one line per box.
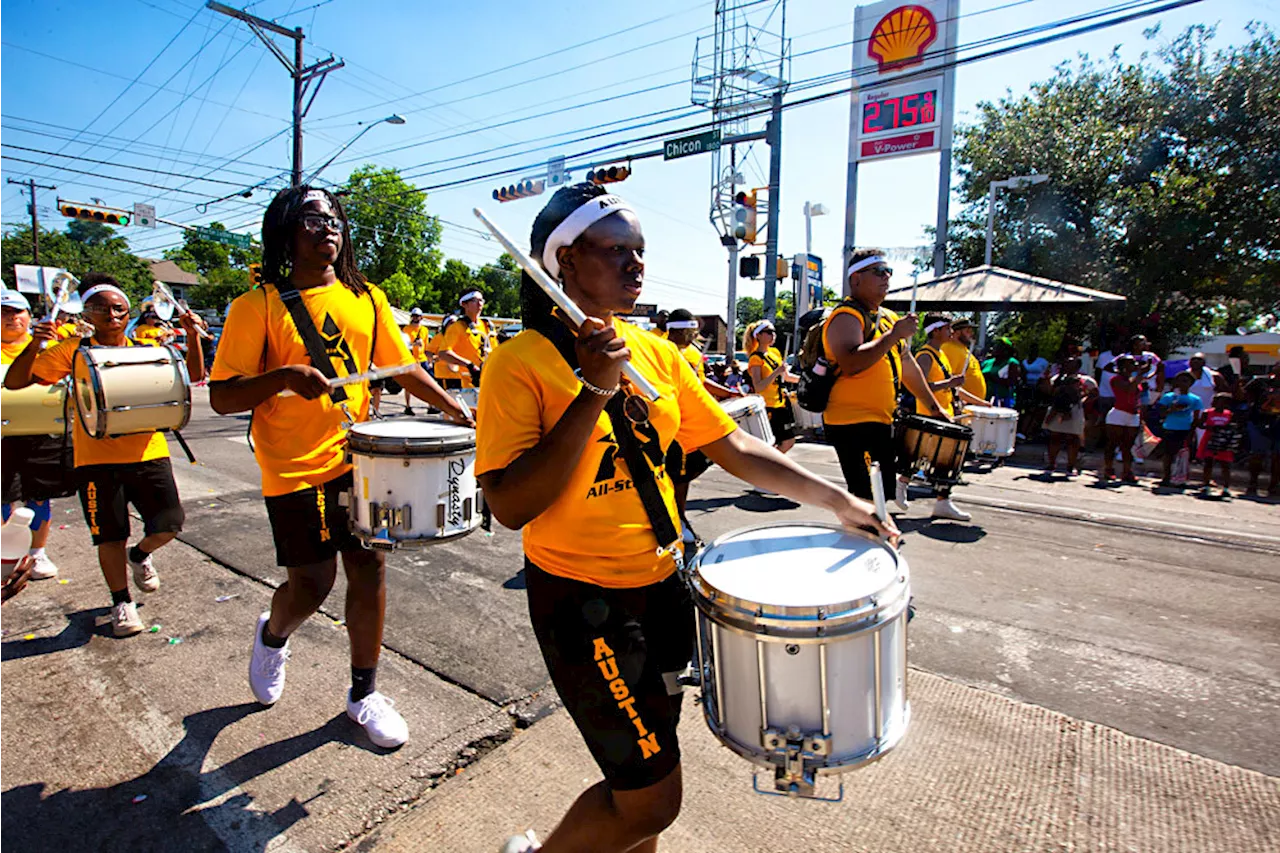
[260, 186, 367, 294]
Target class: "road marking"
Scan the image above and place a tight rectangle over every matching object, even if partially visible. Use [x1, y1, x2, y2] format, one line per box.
[225, 434, 250, 445]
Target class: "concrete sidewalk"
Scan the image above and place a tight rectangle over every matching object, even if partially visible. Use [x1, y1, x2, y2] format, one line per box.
[361, 670, 1280, 853]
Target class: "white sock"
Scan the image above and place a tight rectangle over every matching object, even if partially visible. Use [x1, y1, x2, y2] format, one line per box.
[28, 547, 46, 558]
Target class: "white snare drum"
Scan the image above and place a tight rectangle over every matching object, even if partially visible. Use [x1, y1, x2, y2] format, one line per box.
[73, 345, 191, 439]
[790, 395, 823, 432]
[721, 395, 774, 445]
[966, 405, 1018, 457]
[346, 419, 481, 549]
[0, 365, 68, 437]
[688, 522, 910, 799]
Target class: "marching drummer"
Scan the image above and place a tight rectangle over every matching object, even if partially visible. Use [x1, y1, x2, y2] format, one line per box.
[820, 250, 950, 512]
[911, 314, 986, 522]
[940, 317, 986, 403]
[435, 290, 496, 389]
[208, 186, 469, 748]
[744, 319, 799, 454]
[477, 183, 896, 853]
[132, 307, 174, 346]
[4, 274, 205, 637]
[399, 308, 432, 415]
[1, 289, 64, 582]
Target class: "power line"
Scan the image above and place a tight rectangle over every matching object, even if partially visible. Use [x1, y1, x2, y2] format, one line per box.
[1, 144, 268, 188]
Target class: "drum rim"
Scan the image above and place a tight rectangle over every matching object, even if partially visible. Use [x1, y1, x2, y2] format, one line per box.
[347, 420, 476, 455]
[687, 521, 909, 639]
[897, 413, 974, 438]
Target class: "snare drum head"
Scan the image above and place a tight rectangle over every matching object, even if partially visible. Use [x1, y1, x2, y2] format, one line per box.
[967, 406, 1017, 420]
[721, 395, 764, 417]
[694, 523, 904, 610]
[347, 418, 475, 455]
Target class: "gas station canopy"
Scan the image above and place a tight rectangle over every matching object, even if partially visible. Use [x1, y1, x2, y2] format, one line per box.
[883, 265, 1127, 312]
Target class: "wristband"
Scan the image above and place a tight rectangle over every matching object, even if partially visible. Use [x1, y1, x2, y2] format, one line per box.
[574, 368, 618, 397]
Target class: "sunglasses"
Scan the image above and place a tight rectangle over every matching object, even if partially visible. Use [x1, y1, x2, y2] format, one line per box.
[83, 303, 130, 317]
[298, 214, 344, 234]
[866, 266, 893, 278]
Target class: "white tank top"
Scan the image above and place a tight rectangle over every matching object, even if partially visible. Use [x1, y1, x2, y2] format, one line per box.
[1189, 368, 1217, 409]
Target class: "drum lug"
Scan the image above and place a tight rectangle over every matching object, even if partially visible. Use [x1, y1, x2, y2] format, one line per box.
[760, 727, 832, 799]
[369, 501, 411, 533]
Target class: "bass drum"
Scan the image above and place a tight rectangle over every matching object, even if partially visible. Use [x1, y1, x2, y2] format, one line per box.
[0, 364, 69, 437]
[73, 345, 190, 439]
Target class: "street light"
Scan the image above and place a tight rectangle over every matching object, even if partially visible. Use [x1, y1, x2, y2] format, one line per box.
[302, 114, 407, 185]
[984, 173, 1049, 266]
[794, 201, 829, 346]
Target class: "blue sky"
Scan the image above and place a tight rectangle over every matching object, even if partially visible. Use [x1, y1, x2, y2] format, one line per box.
[2, 0, 1275, 317]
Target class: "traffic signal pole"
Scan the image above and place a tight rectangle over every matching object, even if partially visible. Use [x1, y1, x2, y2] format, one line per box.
[206, 2, 343, 187]
[7, 178, 55, 264]
[761, 91, 784, 322]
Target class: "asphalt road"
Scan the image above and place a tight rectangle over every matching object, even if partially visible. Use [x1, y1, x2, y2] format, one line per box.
[173, 386, 1280, 776]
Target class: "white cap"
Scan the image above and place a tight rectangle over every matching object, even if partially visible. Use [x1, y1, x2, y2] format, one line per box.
[0, 290, 30, 311]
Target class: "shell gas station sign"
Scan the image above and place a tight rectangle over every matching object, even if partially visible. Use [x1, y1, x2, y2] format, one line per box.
[850, 0, 958, 163]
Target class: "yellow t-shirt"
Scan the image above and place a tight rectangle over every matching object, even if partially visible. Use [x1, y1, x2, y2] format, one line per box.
[649, 327, 667, 340]
[681, 344, 705, 384]
[210, 282, 413, 497]
[941, 340, 986, 401]
[132, 324, 171, 346]
[476, 320, 736, 589]
[441, 317, 495, 371]
[32, 337, 169, 467]
[428, 326, 458, 381]
[1, 334, 32, 365]
[822, 304, 905, 426]
[916, 344, 955, 415]
[55, 322, 80, 341]
[747, 346, 786, 408]
[404, 323, 430, 361]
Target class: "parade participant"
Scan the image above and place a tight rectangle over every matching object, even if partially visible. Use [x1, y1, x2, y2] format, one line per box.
[436, 290, 495, 388]
[662, 308, 739, 545]
[5, 273, 205, 637]
[429, 312, 465, 389]
[1153, 371, 1203, 488]
[1197, 392, 1238, 498]
[910, 315, 984, 520]
[399, 308, 432, 415]
[649, 309, 668, 339]
[821, 249, 950, 514]
[480, 184, 896, 853]
[209, 186, 470, 748]
[131, 307, 173, 346]
[744, 320, 798, 453]
[1, 289, 63, 580]
[981, 338, 1021, 408]
[1042, 357, 1097, 476]
[940, 317, 986, 402]
[1101, 355, 1142, 483]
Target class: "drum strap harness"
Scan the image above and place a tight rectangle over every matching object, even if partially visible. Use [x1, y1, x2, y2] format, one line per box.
[277, 287, 350, 403]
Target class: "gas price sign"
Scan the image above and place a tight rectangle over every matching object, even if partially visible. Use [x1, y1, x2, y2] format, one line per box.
[854, 76, 944, 162]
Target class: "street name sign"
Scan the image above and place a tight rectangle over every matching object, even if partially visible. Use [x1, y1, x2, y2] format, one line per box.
[664, 130, 720, 161]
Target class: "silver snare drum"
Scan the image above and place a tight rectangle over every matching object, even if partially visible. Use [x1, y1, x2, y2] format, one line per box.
[688, 522, 910, 799]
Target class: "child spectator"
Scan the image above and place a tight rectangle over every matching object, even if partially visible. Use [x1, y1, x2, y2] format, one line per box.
[1197, 393, 1238, 498]
[1154, 371, 1204, 489]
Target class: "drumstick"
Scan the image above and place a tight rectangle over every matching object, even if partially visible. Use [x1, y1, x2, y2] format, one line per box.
[472, 207, 661, 402]
[869, 461, 889, 526]
[278, 363, 417, 397]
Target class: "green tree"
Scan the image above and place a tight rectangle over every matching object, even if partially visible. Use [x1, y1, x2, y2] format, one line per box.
[340, 165, 442, 307]
[947, 25, 1280, 351]
[162, 222, 261, 310]
[1, 223, 152, 303]
[476, 254, 521, 318]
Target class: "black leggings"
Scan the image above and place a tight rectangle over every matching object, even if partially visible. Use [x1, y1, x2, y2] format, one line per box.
[825, 421, 897, 501]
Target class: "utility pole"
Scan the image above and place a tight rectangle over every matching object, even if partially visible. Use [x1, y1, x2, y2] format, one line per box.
[762, 91, 784, 321]
[206, 2, 343, 186]
[7, 178, 56, 264]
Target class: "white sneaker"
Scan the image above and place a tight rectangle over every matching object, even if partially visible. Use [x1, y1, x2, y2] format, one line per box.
[500, 830, 541, 853]
[347, 690, 409, 748]
[894, 479, 911, 512]
[249, 612, 290, 706]
[111, 601, 145, 637]
[28, 553, 58, 580]
[931, 497, 971, 522]
[129, 551, 159, 592]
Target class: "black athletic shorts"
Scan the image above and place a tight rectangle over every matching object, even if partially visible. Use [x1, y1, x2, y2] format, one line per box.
[77, 458, 185, 546]
[525, 559, 693, 791]
[825, 421, 896, 502]
[2, 434, 75, 503]
[264, 471, 363, 566]
[665, 441, 711, 487]
[767, 405, 797, 444]
[439, 378, 463, 390]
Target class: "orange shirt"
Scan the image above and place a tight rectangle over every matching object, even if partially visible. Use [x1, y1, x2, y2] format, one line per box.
[32, 336, 169, 467]
[1, 334, 32, 365]
[476, 320, 736, 588]
[916, 344, 955, 415]
[747, 346, 786, 408]
[822, 305, 905, 426]
[210, 282, 413, 496]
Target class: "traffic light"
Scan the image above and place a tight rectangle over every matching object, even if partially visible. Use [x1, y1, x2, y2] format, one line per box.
[248, 263, 263, 288]
[492, 179, 545, 203]
[58, 200, 130, 226]
[777, 257, 789, 280]
[739, 255, 761, 279]
[732, 190, 757, 243]
[587, 165, 630, 185]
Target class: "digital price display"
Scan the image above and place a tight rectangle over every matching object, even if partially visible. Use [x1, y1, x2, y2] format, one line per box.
[861, 89, 937, 135]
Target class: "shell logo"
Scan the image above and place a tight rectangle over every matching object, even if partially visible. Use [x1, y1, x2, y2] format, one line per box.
[867, 5, 939, 72]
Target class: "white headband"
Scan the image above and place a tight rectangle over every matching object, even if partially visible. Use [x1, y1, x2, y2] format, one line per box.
[847, 255, 888, 277]
[925, 320, 950, 334]
[666, 320, 698, 330]
[753, 322, 775, 337]
[541, 194, 635, 279]
[459, 290, 482, 305]
[81, 284, 131, 309]
[301, 190, 328, 205]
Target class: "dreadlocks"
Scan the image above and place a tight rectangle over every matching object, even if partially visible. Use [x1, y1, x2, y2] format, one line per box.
[260, 186, 368, 295]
